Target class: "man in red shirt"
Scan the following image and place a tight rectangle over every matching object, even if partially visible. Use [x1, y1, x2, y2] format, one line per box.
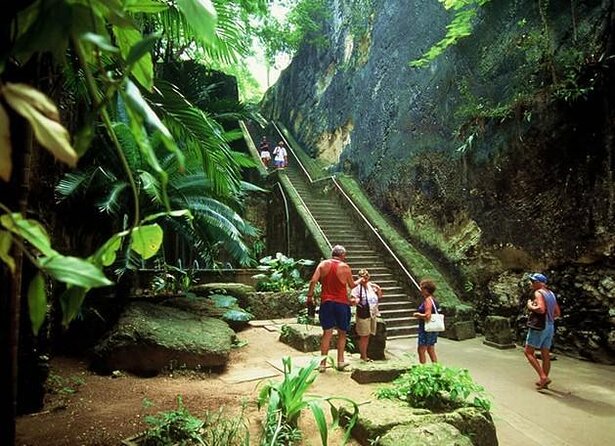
[307, 245, 358, 372]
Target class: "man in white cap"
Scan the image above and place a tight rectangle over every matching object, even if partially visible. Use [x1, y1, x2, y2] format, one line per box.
[524, 273, 561, 389]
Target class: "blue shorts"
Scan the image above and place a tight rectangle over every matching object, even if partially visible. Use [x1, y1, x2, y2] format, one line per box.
[526, 324, 555, 349]
[418, 330, 438, 346]
[274, 159, 284, 167]
[319, 301, 351, 332]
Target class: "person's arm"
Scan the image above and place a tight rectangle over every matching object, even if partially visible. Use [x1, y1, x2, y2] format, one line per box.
[371, 283, 383, 299]
[342, 264, 357, 289]
[413, 299, 432, 319]
[306, 263, 322, 304]
[527, 291, 546, 313]
[554, 302, 561, 319]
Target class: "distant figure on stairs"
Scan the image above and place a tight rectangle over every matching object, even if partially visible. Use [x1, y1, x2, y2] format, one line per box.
[273, 140, 288, 168]
[259, 136, 271, 168]
[413, 279, 440, 364]
[351, 268, 383, 362]
[307, 245, 359, 372]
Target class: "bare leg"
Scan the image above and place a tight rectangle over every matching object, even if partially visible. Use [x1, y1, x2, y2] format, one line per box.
[541, 348, 551, 377]
[524, 345, 547, 384]
[417, 345, 427, 364]
[427, 346, 438, 363]
[358, 336, 369, 360]
[320, 329, 333, 366]
[336, 330, 347, 365]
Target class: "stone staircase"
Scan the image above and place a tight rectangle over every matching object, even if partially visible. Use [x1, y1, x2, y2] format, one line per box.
[283, 165, 420, 339]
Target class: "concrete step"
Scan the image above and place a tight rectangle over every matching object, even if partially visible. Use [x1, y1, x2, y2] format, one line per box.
[386, 325, 419, 337]
[383, 317, 417, 328]
[379, 301, 416, 311]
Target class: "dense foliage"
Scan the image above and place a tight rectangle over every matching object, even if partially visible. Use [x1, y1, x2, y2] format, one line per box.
[376, 363, 491, 412]
[0, 0, 272, 334]
[252, 252, 314, 292]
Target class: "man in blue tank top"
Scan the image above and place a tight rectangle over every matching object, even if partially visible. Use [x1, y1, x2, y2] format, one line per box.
[524, 273, 561, 390]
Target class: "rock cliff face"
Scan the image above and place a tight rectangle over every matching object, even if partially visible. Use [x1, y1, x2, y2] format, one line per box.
[262, 0, 615, 362]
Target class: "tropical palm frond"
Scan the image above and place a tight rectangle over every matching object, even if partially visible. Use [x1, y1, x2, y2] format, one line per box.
[55, 168, 97, 201]
[113, 122, 144, 172]
[169, 173, 215, 198]
[97, 182, 129, 215]
[152, 81, 244, 197]
[139, 171, 165, 206]
[239, 180, 267, 194]
[207, 224, 253, 266]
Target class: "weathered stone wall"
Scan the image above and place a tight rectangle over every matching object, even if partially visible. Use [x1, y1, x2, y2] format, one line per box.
[262, 0, 615, 362]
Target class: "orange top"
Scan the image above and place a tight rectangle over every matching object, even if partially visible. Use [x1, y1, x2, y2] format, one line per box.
[321, 259, 349, 304]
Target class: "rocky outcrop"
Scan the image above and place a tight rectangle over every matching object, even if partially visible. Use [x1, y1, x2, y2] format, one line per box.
[340, 400, 497, 446]
[262, 0, 615, 362]
[91, 302, 236, 376]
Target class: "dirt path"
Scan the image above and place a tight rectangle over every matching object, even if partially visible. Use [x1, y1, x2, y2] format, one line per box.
[16, 325, 372, 446]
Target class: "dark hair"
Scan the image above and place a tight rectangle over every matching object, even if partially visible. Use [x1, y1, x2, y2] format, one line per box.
[419, 279, 436, 294]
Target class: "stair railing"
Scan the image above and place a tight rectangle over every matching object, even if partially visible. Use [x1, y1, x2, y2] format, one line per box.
[272, 123, 332, 252]
[273, 121, 421, 292]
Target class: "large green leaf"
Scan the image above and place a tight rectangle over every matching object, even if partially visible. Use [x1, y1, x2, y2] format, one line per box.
[113, 26, 154, 90]
[27, 273, 47, 335]
[130, 224, 163, 259]
[0, 230, 15, 273]
[80, 32, 119, 53]
[2, 83, 77, 167]
[125, 0, 169, 13]
[176, 0, 217, 44]
[0, 213, 56, 257]
[89, 233, 123, 267]
[59, 286, 87, 327]
[39, 255, 113, 288]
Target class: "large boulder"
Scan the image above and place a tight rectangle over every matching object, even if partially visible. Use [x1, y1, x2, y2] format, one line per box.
[191, 282, 255, 308]
[161, 295, 253, 331]
[340, 400, 496, 446]
[91, 302, 236, 376]
[245, 290, 305, 319]
[279, 323, 335, 352]
[351, 355, 414, 384]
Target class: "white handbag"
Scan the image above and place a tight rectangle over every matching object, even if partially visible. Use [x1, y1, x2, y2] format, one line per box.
[424, 298, 445, 332]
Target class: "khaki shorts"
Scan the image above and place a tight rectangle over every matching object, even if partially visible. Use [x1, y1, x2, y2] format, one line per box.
[355, 316, 377, 336]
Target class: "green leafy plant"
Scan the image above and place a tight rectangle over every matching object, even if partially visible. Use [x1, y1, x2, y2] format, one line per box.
[142, 396, 204, 446]
[376, 363, 491, 412]
[141, 395, 250, 446]
[411, 0, 491, 68]
[257, 356, 359, 446]
[252, 253, 314, 292]
[150, 261, 199, 296]
[46, 373, 85, 396]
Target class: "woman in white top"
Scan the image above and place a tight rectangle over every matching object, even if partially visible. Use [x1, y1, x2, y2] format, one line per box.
[351, 269, 382, 361]
[272, 141, 288, 168]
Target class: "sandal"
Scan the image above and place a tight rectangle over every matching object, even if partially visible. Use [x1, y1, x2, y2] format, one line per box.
[336, 362, 351, 371]
[535, 378, 551, 389]
[318, 364, 326, 373]
[361, 358, 373, 363]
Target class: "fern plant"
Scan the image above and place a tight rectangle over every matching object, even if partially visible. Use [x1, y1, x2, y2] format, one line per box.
[257, 356, 359, 446]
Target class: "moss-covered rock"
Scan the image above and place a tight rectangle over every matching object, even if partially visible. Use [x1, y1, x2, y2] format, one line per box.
[91, 302, 235, 376]
[340, 400, 496, 446]
[191, 283, 254, 307]
[379, 422, 473, 446]
[350, 355, 415, 384]
[278, 323, 333, 352]
[245, 291, 304, 320]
